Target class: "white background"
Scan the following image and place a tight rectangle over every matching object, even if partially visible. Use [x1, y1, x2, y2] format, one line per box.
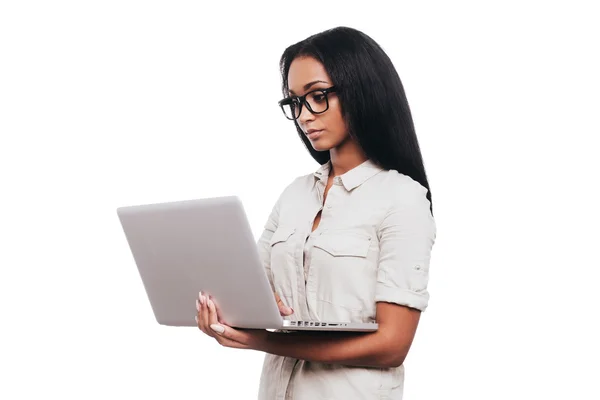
[1, 1, 599, 399]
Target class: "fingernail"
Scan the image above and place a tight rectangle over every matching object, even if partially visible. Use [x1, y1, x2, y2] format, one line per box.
[196, 299, 200, 311]
[195, 315, 198, 323]
[210, 324, 225, 334]
[200, 296, 205, 306]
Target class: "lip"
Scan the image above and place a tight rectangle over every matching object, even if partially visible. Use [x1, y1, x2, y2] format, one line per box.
[306, 129, 323, 139]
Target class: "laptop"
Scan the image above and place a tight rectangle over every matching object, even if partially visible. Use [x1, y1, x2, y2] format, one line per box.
[117, 196, 378, 332]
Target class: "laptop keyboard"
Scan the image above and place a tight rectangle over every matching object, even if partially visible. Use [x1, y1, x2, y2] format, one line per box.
[289, 321, 343, 327]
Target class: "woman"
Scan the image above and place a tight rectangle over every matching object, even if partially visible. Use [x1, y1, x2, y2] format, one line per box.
[196, 26, 436, 399]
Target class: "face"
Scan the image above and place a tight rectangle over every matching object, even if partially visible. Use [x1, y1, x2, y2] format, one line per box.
[286, 56, 350, 152]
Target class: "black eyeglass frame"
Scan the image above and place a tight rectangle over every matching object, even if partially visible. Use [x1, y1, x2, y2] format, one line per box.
[278, 86, 338, 120]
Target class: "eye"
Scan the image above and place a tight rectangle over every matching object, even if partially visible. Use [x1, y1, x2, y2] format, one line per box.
[310, 92, 326, 103]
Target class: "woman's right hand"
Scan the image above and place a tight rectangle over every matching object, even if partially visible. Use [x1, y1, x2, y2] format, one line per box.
[274, 292, 294, 316]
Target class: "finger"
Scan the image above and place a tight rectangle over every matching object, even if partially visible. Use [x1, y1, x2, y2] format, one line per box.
[196, 295, 204, 330]
[280, 306, 293, 316]
[197, 294, 213, 337]
[201, 295, 214, 337]
[195, 298, 201, 328]
[204, 305, 247, 349]
[208, 297, 219, 326]
[209, 323, 249, 349]
[212, 298, 226, 324]
[275, 292, 293, 316]
[196, 295, 205, 332]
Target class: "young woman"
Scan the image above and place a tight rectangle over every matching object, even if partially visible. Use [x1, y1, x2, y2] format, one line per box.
[196, 26, 436, 399]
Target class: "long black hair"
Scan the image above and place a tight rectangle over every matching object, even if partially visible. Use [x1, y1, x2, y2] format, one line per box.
[280, 26, 433, 214]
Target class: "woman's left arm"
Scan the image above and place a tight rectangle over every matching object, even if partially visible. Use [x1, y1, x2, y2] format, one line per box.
[259, 302, 421, 368]
[199, 294, 418, 368]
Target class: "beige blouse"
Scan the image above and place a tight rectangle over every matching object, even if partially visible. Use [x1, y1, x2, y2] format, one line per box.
[256, 159, 436, 400]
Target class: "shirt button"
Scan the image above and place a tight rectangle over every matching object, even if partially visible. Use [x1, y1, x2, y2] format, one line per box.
[326, 204, 332, 209]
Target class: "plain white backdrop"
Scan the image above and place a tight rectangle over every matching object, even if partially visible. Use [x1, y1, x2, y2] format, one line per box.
[1, 1, 599, 399]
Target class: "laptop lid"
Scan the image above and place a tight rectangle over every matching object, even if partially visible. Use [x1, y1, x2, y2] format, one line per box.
[117, 196, 284, 329]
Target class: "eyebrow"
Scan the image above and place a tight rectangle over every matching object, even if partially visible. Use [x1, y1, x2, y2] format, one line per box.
[288, 80, 330, 95]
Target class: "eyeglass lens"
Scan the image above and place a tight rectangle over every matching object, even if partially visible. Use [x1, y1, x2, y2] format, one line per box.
[282, 90, 329, 120]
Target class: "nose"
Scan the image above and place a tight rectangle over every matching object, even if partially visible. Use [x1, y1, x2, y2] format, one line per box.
[297, 102, 315, 126]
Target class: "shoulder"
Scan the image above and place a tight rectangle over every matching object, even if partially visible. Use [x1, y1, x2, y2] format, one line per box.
[375, 170, 435, 235]
[373, 169, 430, 206]
[283, 170, 317, 193]
[275, 171, 315, 202]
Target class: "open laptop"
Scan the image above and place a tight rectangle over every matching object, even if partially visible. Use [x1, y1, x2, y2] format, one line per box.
[117, 196, 378, 332]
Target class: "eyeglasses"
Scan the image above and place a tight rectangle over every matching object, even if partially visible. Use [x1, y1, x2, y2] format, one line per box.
[278, 86, 337, 120]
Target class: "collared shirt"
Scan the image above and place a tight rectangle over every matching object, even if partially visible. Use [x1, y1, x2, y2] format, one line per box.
[256, 159, 436, 400]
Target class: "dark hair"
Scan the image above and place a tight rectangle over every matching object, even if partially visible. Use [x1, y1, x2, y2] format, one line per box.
[280, 26, 433, 214]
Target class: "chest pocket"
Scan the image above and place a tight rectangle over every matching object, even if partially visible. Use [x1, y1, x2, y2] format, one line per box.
[311, 230, 376, 313]
[313, 231, 371, 258]
[268, 227, 296, 300]
[269, 227, 295, 247]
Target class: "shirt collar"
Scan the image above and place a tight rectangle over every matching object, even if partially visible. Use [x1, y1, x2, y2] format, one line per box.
[313, 159, 384, 191]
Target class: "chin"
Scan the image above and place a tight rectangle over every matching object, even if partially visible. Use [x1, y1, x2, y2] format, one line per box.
[308, 135, 340, 151]
[310, 141, 336, 152]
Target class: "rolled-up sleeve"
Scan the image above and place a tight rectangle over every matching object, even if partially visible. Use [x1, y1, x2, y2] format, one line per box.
[374, 182, 436, 311]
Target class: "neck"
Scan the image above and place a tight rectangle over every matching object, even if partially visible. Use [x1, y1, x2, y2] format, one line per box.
[329, 139, 368, 177]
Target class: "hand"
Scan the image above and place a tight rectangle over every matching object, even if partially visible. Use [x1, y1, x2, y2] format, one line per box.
[196, 291, 270, 351]
[274, 292, 294, 316]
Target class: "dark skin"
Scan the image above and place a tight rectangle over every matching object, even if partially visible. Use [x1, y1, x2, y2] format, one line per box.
[196, 56, 421, 369]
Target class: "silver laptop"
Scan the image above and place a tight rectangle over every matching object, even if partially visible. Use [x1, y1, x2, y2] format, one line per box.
[117, 196, 378, 332]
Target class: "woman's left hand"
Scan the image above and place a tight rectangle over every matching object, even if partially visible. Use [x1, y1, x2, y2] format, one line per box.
[196, 291, 270, 350]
